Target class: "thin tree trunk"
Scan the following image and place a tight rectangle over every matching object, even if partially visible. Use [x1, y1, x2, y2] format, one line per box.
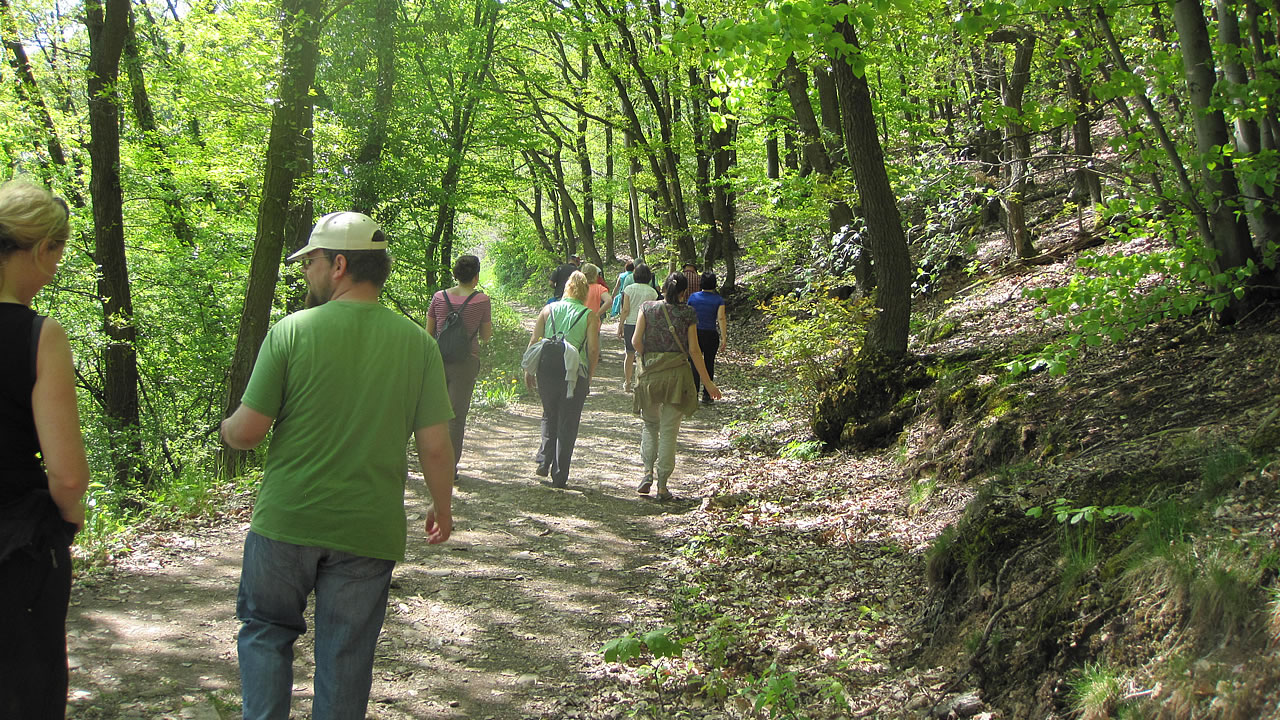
[123, 5, 195, 247]
[2, 0, 75, 190]
[605, 123, 616, 262]
[990, 27, 1037, 258]
[626, 129, 643, 260]
[1214, 0, 1280, 252]
[220, 0, 323, 479]
[1172, 0, 1260, 300]
[351, 0, 397, 216]
[1096, 5, 1211, 242]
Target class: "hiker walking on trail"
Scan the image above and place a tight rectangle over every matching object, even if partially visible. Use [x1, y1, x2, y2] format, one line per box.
[0, 181, 88, 720]
[686, 271, 728, 405]
[582, 263, 611, 320]
[523, 271, 600, 488]
[549, 254, 580, 302]
[221, 212, 455, 720]
[426, 254, 493, 479]
[632, 271, 721, 501]
[617, 263, 657, 393]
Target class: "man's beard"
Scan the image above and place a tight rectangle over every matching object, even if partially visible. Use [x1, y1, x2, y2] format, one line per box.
[305, 286, 331, 308]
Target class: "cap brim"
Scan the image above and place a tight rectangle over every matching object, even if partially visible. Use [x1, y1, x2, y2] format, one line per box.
[286, 244, 318, 262]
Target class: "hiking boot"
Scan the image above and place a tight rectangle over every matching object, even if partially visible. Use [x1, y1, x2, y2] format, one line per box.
[549, 479, 567, 489]
[637, 479, 652, 495]
[656, 490, 675, 502]
[535, 464, 549, 477]
[701, 393, 713, 405]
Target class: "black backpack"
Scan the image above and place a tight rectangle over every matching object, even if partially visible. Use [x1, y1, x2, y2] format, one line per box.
[436, 291, 480, 363]
[537, 306, 589, 375]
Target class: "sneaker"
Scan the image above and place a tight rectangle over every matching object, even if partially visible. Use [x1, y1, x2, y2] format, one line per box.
[637, 480, 652, 495]
[535, 464, 549, 477]
[656, 490, 675, 502]
[701, 394, 713, 405]
[549, 479, 567, 489]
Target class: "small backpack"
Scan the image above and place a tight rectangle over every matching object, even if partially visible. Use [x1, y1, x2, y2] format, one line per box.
[436, 291, 480, 363]
[537, 305, 589, 375]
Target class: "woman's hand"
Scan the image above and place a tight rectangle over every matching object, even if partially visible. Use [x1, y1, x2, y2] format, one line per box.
[704, 380, 723, 401]
[525, 371, 537, 390]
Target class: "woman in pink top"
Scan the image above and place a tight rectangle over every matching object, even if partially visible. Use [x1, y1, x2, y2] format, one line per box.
[426, 255, 493, 480]
[582, 263, 611, 319]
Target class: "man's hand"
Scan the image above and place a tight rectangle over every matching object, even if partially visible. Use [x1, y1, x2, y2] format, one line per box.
[425, 506, 452, 544]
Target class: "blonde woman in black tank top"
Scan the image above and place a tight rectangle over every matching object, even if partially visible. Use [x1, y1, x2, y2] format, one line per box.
[0, 180, 88, 719]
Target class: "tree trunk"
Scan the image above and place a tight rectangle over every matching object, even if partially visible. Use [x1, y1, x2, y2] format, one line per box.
[1096, 6, 1209, 238]
[1244, 0, 1280, 151]
[2, 0, 77, 192]
[123, 5, 195, 247]
[1215, 0, 1280, 252]
[1059, 50, 1102, 206]
[990, 27, 1037, 258]
[832, 13, 911, 358]
[605, 122, 616, 262]
[1172, 0, 1260, 292]
[87, 0, 147, 490]
[220, 0, 323, 479]
[351, 0, 397, 217]
[626, 128, 643, 259]
[576, 111, 600, 265]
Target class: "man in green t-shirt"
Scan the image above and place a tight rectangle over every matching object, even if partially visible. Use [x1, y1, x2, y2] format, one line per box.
[221, 211, 454, 720]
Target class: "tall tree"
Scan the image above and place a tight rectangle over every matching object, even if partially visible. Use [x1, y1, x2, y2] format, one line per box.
[831, 10, 911, 357]
[86, 0, 147, 488]
[220, 0, 324, 478]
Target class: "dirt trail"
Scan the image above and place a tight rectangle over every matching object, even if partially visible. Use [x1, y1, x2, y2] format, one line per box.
[65, 317, 729, 719]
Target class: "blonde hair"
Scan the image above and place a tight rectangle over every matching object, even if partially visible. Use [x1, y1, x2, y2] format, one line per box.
[581, 263, 599, 283]
[0, 180, 70, 257]
[564, 271, 589, 302]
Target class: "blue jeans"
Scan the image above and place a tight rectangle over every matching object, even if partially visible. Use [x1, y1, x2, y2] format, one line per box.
[236, 531, 395, 720]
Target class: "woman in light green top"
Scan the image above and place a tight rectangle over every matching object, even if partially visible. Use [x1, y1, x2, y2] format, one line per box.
[525, 272, 600, 488]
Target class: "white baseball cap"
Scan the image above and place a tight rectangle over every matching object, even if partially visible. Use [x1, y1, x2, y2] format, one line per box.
[286, 212, 386, 262]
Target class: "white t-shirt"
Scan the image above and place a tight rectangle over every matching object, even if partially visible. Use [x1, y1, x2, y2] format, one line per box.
[623, 283, 658, 324]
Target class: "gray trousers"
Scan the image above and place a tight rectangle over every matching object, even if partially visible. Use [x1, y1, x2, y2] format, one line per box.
[640, 402, 684, 491]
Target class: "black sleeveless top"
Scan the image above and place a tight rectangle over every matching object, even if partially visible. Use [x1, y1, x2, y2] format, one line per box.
[0, 302, 47, 504]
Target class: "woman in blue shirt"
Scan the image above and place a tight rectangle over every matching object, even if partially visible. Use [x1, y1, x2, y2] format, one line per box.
[686, 271, 727, 405]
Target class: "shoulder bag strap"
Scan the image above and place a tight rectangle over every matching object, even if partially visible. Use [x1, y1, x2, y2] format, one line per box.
[461, 291, 481, 341]
[30, 314, 45, 384]
[660, 304, 689, 357]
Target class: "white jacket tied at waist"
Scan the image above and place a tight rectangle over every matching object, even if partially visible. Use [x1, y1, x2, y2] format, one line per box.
[521, 339, 585, 398]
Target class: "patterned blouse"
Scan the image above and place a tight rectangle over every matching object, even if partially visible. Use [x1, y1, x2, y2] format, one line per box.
[639, 301, 696, 354]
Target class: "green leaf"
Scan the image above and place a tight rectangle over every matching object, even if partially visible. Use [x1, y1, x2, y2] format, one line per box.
[603, 636, 642, 664]
[642, 627, 684, 658]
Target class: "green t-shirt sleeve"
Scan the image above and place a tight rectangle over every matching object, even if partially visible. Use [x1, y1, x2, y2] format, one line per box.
[240, 325, 286, 419]
[414, 335, 454, 431]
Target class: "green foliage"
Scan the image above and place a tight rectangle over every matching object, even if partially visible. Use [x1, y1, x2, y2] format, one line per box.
[1069, 662, 1124, 720]
[1009, 205, 1277, 377]
[1027, 498, 1151, 588]
[602, 627, 687, 717]
[908, 476, 938, 509]
[758, 279, 874, 407]
[738, 663, 802, 720]
[778, 439, 822, 460]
